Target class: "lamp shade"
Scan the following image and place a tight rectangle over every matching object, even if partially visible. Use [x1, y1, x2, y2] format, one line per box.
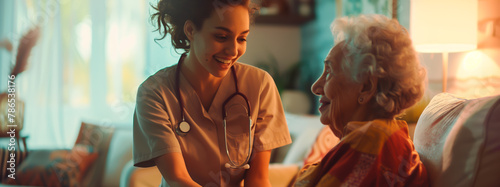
[410, 0, 477, 53]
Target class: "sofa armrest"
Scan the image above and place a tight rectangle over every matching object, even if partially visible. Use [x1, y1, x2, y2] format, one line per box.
[120, 160, 162, 187]
[269, 164, 299, 187]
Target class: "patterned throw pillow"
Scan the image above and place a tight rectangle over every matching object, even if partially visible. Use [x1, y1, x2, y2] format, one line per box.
[3, 144, 98, 186]
[303, 126, 340, 166]
[2, 122, 113, 186]
[49, 145, 99, 182]
[74, 122, 114, 187]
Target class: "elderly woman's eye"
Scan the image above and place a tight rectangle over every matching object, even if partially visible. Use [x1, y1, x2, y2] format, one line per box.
[325, 70, 331, 79]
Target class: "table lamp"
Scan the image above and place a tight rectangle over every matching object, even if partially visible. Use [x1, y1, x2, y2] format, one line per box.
[410, 0, 477, 92]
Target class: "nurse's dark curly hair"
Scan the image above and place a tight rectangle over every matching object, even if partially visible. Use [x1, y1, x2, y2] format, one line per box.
[151, 0, 257, 52]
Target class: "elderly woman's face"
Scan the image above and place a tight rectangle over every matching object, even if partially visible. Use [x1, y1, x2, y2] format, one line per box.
[311, 45, 362, 137]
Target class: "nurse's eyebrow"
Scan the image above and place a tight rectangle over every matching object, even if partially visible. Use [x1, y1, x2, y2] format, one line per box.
[215, 26, 250, 35]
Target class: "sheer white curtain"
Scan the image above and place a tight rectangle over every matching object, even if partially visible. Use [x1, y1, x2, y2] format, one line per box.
[0, 0, 179, 149]
[0, 1, 15, 89]
[11, 0, 65, 149]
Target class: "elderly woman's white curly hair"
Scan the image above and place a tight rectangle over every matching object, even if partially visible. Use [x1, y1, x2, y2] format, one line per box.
[331, 14, 427, 117]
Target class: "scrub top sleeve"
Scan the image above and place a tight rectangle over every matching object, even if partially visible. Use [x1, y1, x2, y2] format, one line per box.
[253, 72, 292, 152]
[133, 81, 181, 167]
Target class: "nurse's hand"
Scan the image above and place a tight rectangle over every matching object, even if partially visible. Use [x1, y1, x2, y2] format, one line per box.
[154, 152, 201, 187]
[244, 150, 272, 187]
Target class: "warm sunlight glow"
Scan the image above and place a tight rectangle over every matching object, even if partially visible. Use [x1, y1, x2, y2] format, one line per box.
[107, 23, 140, 65]
[76, 17, 92, 60]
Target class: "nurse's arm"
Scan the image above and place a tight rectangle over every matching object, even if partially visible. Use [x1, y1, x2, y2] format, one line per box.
[154, 152, 201, 187]
[244, 150, 272, 187]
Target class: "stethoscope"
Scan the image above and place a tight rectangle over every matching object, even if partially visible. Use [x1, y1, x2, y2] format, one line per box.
[174, 53, 252, 169]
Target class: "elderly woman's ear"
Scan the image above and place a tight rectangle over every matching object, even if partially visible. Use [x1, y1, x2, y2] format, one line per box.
[358, 76, 377, 105]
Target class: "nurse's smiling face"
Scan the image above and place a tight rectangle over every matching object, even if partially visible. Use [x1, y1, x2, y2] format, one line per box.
[187, 5, 250, 78]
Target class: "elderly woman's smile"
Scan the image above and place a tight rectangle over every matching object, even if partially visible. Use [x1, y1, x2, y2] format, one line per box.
[318, 97, 330, 112]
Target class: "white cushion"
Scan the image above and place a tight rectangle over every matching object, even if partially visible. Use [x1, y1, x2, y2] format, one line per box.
[413, 93, 500, 187]
[282, 113, 324, 166]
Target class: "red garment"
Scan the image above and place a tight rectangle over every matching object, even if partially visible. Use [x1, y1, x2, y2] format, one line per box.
[294, 119, 429, 187]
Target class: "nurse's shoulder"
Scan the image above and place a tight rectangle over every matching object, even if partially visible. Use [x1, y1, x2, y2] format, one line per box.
[233, 62, 273, 84]
[138, 65, 178, 92]
[135, 65, 178, 106]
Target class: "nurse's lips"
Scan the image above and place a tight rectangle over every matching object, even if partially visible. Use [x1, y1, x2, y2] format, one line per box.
[214, 56, 233, 64]
[319, 98, 330, 112]
[214, 56, 235, 69]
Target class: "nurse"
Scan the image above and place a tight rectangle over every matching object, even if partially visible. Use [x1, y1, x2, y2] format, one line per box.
[133, 0, 292, 186]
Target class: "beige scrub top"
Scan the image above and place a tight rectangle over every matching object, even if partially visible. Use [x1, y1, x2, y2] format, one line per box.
[133, 62, 292, 186]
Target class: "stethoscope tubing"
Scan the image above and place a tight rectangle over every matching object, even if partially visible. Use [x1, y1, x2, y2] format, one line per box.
[175, 54, 187, 126]
[223, 117, 252, 169]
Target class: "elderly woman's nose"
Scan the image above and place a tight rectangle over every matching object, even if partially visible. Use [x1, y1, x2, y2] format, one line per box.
[311, 77, 324, 96]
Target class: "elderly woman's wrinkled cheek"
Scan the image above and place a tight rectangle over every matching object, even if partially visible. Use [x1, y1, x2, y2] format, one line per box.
[329, 96, 344, 135]
[328, 97, 336, 121]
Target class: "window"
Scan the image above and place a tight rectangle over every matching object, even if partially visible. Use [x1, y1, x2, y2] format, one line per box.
[2, 0, 179, 148]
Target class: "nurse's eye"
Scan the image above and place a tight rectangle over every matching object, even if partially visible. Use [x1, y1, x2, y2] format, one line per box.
[215, 35, 227, 42]
[237, 37, 247, 43]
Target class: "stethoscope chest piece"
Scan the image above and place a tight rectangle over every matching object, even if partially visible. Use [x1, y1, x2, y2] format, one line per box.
[176, 121, 190, 135]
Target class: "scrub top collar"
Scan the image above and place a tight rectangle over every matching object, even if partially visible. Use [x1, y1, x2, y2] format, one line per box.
[177, 63, 237, 124]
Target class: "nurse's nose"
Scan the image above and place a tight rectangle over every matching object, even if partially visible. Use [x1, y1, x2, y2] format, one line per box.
[225, 40, 238, 57]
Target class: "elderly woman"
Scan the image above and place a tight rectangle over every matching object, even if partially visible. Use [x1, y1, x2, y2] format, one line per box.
[294, 15, 429, 186]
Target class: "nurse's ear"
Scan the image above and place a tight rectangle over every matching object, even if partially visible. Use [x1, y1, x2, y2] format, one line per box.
[184, 20, 196, 41]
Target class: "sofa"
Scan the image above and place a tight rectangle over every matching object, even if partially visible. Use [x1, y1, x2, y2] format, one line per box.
[0, 122, 134, 187]
[413, 93, 500, 186]
[3, 93, 499, 187]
